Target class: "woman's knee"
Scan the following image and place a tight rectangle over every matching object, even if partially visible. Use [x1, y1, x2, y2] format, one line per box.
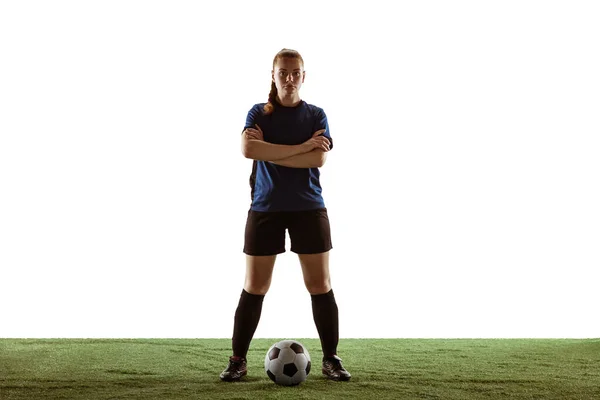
[244, 254, 276, 295]
[244, 281, 271, 295]
[298, 252, 331, 295]
[305, 280, 331, 295]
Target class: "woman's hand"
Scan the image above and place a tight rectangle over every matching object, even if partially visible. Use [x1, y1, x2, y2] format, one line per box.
[303, 129, 330, 152]
[244, 124, 264, 141]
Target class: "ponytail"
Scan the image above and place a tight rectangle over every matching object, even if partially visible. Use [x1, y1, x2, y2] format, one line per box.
[263, 81, 277, 115]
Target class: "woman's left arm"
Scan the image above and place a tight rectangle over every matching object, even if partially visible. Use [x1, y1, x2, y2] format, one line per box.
[269, 150, 327, 168]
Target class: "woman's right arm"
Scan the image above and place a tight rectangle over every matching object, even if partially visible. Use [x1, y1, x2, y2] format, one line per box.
[243, 139, 311, 161]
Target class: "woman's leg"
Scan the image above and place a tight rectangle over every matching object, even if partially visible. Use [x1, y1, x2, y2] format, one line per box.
[299, 251, 350, 380]
[232, 254, 277, 358]
[288, 208, 337, 355]
[289, 208, 351, 380]
[233, 209, 286, 358]
[298, 251, 337, 356]
[221, 209, 285, 382]
[221, 254, 277, 382]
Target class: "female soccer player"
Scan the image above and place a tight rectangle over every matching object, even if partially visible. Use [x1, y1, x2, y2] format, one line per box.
[219, 48, 351, 382]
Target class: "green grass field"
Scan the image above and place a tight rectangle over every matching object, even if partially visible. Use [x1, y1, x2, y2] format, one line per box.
[1, 339, 599, 399]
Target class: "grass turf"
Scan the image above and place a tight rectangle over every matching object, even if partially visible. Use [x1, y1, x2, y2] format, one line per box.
[1, 339, 599, 399]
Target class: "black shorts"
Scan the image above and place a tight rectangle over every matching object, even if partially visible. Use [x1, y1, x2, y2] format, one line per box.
[243, 207, 333, 256]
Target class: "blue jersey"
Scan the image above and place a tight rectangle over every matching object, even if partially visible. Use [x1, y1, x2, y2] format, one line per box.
[243, 100, 334, 212]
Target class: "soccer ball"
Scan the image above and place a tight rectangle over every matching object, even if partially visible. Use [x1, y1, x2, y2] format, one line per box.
[264, 340, 311, 386]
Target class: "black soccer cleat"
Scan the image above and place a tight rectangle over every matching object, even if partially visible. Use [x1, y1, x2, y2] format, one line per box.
[322, 355, 351, 381]
[219, 356, 247, 382]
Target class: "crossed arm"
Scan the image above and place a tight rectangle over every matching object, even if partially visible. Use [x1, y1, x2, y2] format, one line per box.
[269, 148, 326, 168]
[243, 127, 328, 168]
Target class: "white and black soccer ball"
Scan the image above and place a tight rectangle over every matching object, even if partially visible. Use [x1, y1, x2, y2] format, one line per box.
[264, 340, 311, 386]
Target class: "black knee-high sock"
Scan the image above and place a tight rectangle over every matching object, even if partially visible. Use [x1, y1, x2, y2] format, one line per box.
[232, 289, 265, 359]
[311, 289, 339, 358]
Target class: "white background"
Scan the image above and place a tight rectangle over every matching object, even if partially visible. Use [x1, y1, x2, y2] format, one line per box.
[1, 1, 598, 338]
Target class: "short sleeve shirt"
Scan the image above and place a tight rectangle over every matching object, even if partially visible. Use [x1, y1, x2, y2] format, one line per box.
[243, 100, 333, 212]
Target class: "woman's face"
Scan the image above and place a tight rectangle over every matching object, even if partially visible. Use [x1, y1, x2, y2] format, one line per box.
[272, 57, 305, 97]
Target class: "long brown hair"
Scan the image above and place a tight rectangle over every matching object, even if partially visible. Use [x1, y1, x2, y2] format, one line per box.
[263, 48, 305, 115]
